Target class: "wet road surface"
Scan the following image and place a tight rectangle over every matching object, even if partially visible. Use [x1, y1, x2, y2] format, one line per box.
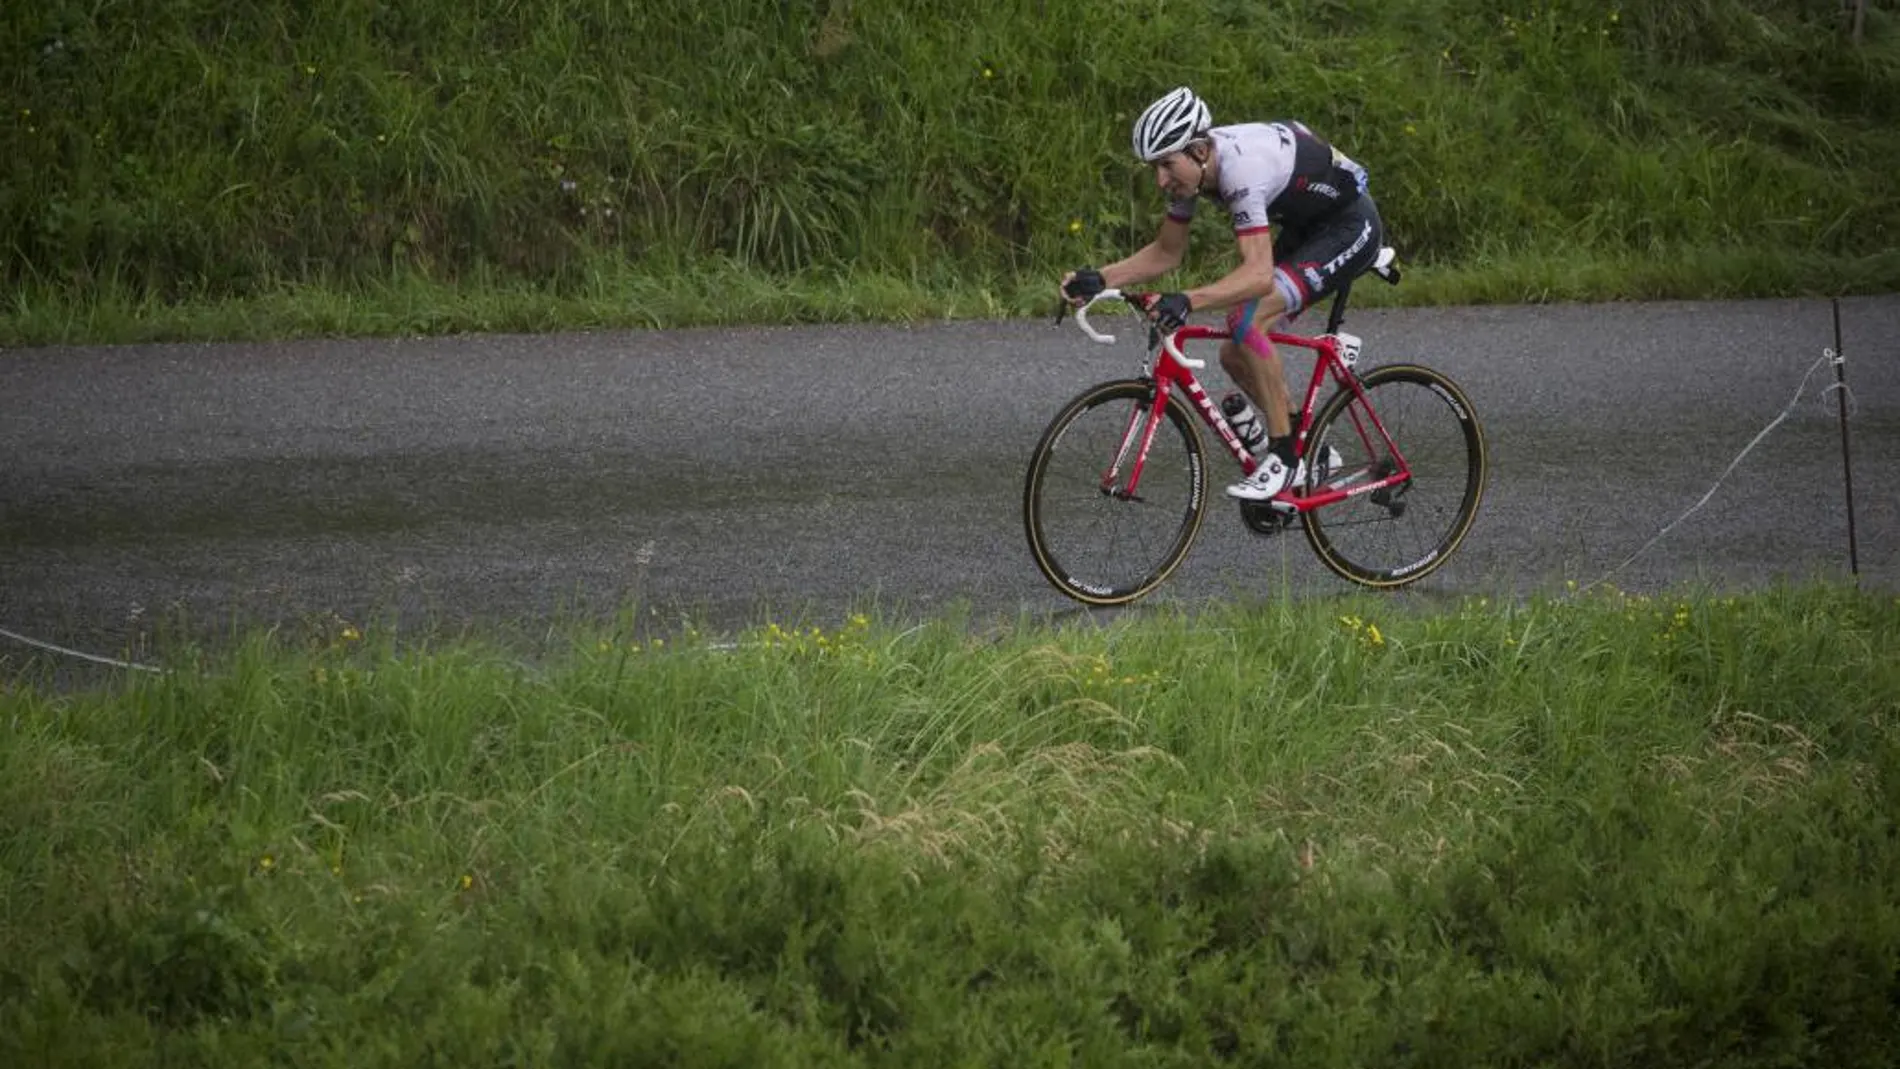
[3, 296, 1896, 671]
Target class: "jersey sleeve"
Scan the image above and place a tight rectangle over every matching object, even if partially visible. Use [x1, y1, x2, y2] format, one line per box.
[1225, 184, 1274, 237]
[1165, 196, 1197, 224]
[1217, 123, 1289, 237]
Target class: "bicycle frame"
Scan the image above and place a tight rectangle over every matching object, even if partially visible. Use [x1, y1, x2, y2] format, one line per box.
[1091, 304, 1413, 513]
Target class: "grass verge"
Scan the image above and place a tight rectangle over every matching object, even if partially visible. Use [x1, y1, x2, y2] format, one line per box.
[4, 582, 1897, 1066]
[5, 245, 1899, 348]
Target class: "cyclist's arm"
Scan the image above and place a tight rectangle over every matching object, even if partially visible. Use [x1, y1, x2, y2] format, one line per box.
[1100, 216, 1190, 288]
[1182, 229, 1278, 313]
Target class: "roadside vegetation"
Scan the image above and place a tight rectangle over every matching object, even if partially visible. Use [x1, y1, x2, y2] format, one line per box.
[6, 3, 1897, 1061]
[4, 0, 1898, 344]
[4, 583, 1897, 1065]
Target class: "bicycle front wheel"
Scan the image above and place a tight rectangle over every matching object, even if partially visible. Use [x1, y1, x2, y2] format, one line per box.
[1023, 379, 1209, 606]
[1302, 363, 1487, 587]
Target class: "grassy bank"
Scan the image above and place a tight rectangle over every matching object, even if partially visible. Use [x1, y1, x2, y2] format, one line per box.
[4, 583, 1897, 1065]
[4, 1, 1898, 345]
[6, 243, 1900, 347]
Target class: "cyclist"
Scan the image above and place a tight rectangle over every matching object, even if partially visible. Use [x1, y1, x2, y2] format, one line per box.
[1060, 86, 1384, 501]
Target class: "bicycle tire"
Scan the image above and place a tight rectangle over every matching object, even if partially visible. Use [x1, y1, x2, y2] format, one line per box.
[1023, 379, 1209, 606]
[1301, 363, 1487, 587]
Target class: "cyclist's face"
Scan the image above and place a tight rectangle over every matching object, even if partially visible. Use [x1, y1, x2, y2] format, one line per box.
[1152, 152, 1200, 199]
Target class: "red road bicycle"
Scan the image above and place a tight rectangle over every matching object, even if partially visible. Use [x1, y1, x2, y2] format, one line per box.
[1023, 249, 1487, 606]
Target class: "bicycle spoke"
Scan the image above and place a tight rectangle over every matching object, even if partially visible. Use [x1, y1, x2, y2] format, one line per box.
[1302, 365, 1486, 587]
[1024, 381, 1208, 605]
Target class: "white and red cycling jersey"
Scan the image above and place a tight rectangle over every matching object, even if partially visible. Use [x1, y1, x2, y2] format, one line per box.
[1165, 121, 1370, 236]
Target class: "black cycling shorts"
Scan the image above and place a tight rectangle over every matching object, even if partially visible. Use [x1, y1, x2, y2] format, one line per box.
[1228, 195, 1384, 341]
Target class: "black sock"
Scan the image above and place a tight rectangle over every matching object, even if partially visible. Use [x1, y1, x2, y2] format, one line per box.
[1269, 437, 1298, 465]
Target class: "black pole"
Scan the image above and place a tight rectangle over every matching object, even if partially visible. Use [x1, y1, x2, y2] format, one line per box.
[1832, 298, 1860, 581]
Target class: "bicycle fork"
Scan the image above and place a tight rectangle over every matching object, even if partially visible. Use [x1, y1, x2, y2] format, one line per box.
[1099, 384, 1169, 501]
[1097, 378, 1248, 501]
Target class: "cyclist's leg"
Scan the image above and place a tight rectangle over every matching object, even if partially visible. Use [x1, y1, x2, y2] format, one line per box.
[1271, 197, 1384, 328]
[1249, 199, 1383, 441]
[1220, 294, 1294, 439]
[1220, 216, 1324, 454]
[1223, 200, 1384, 463]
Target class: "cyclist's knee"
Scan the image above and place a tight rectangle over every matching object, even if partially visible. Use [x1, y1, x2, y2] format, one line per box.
[1227, 305, 1264, 358]
[1227, 298, 1290, 356]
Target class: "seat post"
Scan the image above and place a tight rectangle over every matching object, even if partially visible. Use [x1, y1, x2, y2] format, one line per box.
[1324, 280, 1353, 336]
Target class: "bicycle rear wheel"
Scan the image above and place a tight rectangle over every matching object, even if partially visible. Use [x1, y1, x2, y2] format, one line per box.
[1023, 379, 1208, 605]
[1302, 363, 1486, 587]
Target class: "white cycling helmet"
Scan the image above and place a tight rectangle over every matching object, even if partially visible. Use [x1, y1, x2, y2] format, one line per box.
[1131, 87, 1212, 162]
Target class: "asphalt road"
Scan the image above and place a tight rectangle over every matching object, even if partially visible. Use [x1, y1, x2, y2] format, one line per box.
[3, 296, 1896, 670]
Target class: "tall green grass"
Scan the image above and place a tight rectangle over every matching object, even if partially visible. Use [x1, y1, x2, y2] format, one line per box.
[4, 583, 1898, 1065]
[10, 243, 1896, 346]
[4, 0, 1897, 334]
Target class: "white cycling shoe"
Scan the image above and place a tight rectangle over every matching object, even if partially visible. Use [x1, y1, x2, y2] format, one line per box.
[1310, 444, 1345, 484]
[1226, 453, 1304, 501]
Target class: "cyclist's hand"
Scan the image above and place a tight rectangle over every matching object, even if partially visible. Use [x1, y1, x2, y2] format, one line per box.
[1060, 267, 1106, 306]
[1143, 291, 1193, 332]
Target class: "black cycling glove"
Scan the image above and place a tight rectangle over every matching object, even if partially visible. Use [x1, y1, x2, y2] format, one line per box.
[1061, 267, 1106, 303]
[1148, 291, 1192, 332]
